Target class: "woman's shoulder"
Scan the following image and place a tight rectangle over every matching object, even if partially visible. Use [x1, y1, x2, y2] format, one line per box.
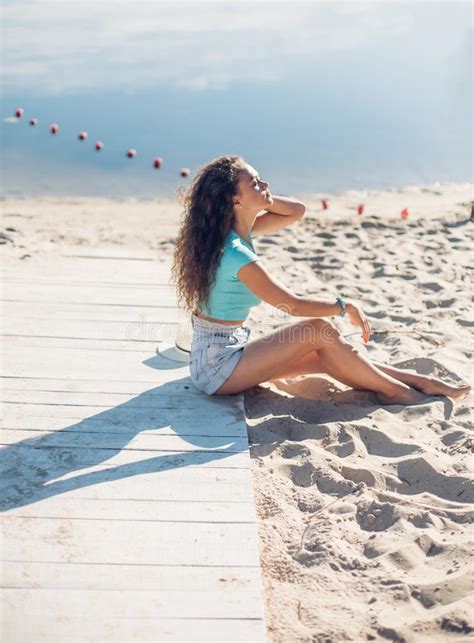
[224, 241, 258, 266]
[225, 231, 257, 256]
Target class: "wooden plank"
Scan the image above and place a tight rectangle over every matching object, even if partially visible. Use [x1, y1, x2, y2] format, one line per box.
[3, 598, 265, 642]
[0, 336, 169, 353]
[0, 376, 205, 398]
[1, 342, 184, 361]
[1, 390, 245, 424]
[1, 298, 178, 309]
[1, 319, 177, 341]
[1, 262, 172, 286]
[2, 587, 265, 628]
[2, 277, 174, 288]
[0, 346, 193, 381]
[2, 405, 235, 425]
[0, 441, 250, 469]
[1, 280, 175, 295]
[2, 399, 241, 426]
[59, 251, 158, 260]
[1, 496, 256, 523]
[0, 445, 250, 472]
[2, 516, 261, 566]
[2, 587, 264, 619]
[2, 300, 183, 322]
[1, 459, 255, 505]
[1, 429, 249, 453]
[1, 286, 178, 306]
[0, 376, 194, 394]
[2, 561, 262, 591]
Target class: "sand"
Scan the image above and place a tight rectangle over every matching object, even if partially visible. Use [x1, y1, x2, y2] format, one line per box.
[1, 182, 473, 641]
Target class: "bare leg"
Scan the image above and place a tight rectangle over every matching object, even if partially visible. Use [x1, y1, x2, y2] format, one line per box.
[313, 335, 426, 405]
[370, 361, 471, 399]
[269, 348, 470, 402]
[312, 349, 470, 401]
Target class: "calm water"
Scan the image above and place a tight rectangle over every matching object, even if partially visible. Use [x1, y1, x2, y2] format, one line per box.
[1, 1, 472, 199]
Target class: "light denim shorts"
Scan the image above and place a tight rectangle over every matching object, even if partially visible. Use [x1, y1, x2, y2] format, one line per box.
[189, 314, 252, 395]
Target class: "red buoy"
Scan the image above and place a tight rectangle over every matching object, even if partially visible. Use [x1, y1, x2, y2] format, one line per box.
[95, 141, 104, 151]
[127, 149, 137, 158]
[15, 108, 24, 118]
[153, 157, 163, 169]
[180, 168, 190, 177]
[29, 118, 39, 126]
[78, 131, 88, 140]
[50, 123, 59, 134]
[401, 208, 409, 219]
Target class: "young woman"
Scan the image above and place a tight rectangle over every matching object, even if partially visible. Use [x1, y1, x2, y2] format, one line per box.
[171, 155, 470, 404]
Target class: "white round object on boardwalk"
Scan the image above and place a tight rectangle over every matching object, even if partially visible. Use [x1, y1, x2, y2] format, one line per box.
[156, 310, 192, 363]
[156, 341, 190, 363]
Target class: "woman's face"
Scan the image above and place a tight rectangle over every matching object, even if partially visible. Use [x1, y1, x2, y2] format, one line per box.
[234, 164, 273, 211]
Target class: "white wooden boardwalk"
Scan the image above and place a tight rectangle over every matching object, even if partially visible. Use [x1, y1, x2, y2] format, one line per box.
[0, 249, 267, 642]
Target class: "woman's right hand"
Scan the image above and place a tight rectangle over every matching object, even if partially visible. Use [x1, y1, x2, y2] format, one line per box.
[345, 301, 371, 344]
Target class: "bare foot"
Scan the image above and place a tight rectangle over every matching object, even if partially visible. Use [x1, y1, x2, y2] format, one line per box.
[415, 376, 471, 400]
[376, 385, 427, 406]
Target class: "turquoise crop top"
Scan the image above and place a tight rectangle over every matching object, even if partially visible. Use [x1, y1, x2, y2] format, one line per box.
[198, 229, 263, 320]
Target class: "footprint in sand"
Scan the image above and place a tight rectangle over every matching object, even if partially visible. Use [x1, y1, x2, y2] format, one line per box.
[355, 425, 419, 457]
[455, 318, 474, 328]
[397, 457, 474, 503]
[286, 461, 355, 495]
[279, 443, 311, 459]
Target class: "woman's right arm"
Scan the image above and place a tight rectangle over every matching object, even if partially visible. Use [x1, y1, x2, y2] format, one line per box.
[238, 261, 371, 342]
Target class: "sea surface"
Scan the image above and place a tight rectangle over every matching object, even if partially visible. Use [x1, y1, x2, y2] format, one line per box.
[2, 1, 472, 199]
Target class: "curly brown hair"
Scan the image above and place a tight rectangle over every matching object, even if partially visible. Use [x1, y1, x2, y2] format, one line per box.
[170, 154, 248, 315]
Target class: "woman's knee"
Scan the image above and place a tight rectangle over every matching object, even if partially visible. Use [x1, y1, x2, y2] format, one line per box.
[307, 317, 341, 347]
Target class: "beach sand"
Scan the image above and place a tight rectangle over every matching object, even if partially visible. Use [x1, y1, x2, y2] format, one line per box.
[2, 182, 473, 641]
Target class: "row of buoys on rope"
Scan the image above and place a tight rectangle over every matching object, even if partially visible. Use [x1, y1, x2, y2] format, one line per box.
[13, 107, 191, 177]
[321, 198, 410, 218]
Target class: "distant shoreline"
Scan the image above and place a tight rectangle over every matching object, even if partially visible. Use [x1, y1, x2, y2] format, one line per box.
[2, 180, 472, 204]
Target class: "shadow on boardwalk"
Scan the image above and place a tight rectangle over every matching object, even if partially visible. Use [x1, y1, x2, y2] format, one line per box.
[1, 360, 248, 512]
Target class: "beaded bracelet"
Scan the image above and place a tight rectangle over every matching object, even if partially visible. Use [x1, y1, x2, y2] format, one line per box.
[336, 296, 346, 316]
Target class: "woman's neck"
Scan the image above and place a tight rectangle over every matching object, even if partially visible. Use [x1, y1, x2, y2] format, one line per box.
[232, 224, 252, 246]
